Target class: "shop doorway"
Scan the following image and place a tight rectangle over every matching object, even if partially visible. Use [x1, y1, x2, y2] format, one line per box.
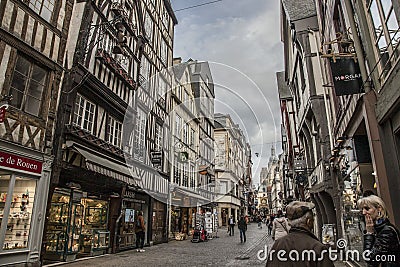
[221, 208, 228, 226]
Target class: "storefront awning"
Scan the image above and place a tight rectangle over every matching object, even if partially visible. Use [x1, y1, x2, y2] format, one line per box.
[175, 187, 211, 203]
[75, 147, 137, 186]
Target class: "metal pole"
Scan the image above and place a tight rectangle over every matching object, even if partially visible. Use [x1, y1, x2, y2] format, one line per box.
[343, 0, 371, 92]
[168, 111, 175, 239]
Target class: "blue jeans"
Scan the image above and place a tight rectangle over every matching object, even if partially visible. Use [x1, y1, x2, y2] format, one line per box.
[239, 229, 246, 242]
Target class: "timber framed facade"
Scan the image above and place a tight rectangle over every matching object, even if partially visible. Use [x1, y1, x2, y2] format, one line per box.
[0, 0, 74, 265]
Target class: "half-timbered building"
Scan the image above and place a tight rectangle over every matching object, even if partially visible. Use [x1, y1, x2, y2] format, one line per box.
[41, 0, 176, 262]
[166, 58, 209, 238]
[0, 0, 74, 265]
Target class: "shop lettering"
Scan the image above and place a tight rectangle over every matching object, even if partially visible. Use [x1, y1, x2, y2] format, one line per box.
[0, 151, 42, 174]
[16, 158, 38, 170]
[334, 73, 361, 81]
[124, 191, 136, 199]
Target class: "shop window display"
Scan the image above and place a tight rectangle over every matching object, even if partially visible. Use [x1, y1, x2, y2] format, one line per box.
[119, 201, 147, 249]
[45, 190, 109, 260]
[44, 190, 70, 258]
[1, 175, 37, 250]
[341, 166, 367, 260]
[81, 198, 109, 254]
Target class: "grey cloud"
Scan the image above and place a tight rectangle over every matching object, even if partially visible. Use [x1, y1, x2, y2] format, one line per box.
[171, 0, 283, 185]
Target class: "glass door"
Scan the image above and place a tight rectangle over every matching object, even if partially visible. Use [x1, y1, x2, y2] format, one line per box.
[67, 204, 83, 254]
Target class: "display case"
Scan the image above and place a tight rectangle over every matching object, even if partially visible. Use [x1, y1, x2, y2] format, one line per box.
[322, 224, 336, 246]
[67, 204, 83, 254]
[2, 177, 36, 250]
[93, 230, 110, 250]
[85, 206, 107, 227]
[44, 202, 69, 259]
[81, 201, 109, 255]
[45, 229, 67, 254]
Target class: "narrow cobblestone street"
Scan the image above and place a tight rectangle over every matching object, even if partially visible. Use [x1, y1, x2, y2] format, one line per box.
[45, 222, 352, 267]
[47, 223, 273, 267]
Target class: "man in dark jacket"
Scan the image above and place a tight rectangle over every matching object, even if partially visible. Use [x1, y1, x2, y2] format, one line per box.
[266, 201, 334, 267]
[228, 215, 235, 236]
[238, 215, 247, 243]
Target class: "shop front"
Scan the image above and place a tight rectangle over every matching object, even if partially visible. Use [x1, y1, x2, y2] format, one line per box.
[336, 138, 376, 266]
[151, 198, 166, 244]
[0, 148, 52, 266]
[117, 188, 149, 251]
[43, 187, 110, 262]
[341, 164, 374, 263]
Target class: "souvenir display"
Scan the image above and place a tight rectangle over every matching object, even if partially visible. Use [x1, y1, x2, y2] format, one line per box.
[1, 177, 36, 250]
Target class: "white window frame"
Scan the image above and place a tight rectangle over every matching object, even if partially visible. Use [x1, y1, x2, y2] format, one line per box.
[367, 0, 400, 81]
[155, 123, 163, 151]
[29, 0, 55, 22]
[107, 116, 123, 148]
[134, 108, 146, 161]
[145, 12, 154, 43]
[160, 38, 168, 65]
[74, 94, 96, 133]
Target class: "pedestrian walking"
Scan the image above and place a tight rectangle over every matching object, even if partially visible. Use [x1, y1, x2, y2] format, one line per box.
[267, 215, 273, 236]
[257, 215, 263, 229]
[358, 195, 400, 266]
[272, 210, 290, 241]
[228, 215, 235, 236]
[238, 215, 247, 243]
[266, 201, 334, 266]
[135, 211, 146, 252]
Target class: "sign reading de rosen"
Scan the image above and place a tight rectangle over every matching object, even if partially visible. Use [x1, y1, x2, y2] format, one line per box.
[0, 151, 42, 175]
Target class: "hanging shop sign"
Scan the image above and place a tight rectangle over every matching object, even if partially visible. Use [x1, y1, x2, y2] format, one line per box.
[330, 58, 364, 96]
[294, 158, 306, 171]
[150, 151, 163, 168]
[0, 151, 42, 175]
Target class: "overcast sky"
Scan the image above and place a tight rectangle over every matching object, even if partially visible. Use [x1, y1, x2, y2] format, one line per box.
[170, 0, 284, 186]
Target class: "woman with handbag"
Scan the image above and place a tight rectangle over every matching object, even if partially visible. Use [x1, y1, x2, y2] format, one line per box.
[358, 195, 400, 266]
[272, 210, 290, 241]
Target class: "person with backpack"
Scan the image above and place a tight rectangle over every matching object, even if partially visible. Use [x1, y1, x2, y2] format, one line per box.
[135, 211, 146, 252]
[272, 210, 290, 241]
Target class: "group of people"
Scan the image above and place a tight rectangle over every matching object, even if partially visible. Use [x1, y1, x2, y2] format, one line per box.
[133, 194, 400, 266]
[228, 215, 248, 243]
[267, 195, 400, 266]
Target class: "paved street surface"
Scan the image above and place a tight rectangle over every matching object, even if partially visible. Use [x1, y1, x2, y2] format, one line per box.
[48, 223, 349, 267]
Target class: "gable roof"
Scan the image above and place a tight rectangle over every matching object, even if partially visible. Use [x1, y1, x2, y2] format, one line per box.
[282, 0, 316, 21]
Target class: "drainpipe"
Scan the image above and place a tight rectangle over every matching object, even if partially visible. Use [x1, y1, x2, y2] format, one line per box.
[113, 209, 124, 253]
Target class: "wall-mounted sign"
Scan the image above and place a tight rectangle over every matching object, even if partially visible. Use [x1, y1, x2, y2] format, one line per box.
[0, 151, 42, 175]
[330, 58, 364, 96]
